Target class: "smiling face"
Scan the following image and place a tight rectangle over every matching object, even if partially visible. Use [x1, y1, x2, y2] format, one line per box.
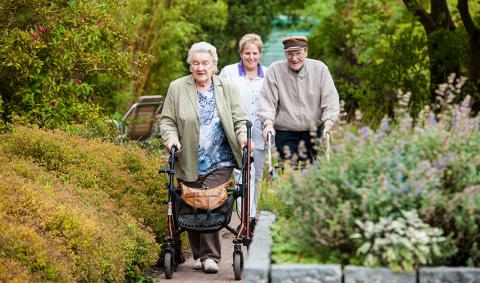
[240, 43, 261, 72]
[190, 51, 216, 85]
[285, 47, 307, 71]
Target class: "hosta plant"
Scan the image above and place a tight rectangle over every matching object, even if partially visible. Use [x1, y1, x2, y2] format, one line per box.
[351, 210, 452, 272]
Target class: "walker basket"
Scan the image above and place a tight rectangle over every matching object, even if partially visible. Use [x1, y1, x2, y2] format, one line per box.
[175, 195, 235, 232]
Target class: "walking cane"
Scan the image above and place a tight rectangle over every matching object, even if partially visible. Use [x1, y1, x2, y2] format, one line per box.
[266, 131, 277, 189]
[325, 132, 331, 162]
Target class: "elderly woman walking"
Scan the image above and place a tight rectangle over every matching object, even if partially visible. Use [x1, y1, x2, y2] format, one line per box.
[159, 42, 248, 273]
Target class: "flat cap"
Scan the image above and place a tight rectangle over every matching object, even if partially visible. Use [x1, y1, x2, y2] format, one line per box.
[282, 36, 308, 51]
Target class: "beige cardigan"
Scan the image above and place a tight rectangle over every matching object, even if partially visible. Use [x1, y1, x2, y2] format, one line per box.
[159, 75, 247, 182]
[258, 58, 340, 131]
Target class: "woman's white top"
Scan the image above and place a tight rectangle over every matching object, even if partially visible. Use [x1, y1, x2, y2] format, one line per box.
[220, 61, 267, 150]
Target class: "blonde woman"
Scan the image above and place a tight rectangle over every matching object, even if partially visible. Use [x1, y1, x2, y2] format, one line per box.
[220, 34, 268, 225]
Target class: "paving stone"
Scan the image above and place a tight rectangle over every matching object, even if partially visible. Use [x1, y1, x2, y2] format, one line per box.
[271, 264, 341, 283]
[419, 267, 480, 283]
[345, 265, 415, 283]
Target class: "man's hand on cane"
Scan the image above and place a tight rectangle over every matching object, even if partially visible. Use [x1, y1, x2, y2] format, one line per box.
[262, 124, 275, 141]
[322, 120, 334, 141]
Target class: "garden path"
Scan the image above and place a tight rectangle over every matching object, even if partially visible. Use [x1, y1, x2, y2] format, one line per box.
[149, 214, 246, 282]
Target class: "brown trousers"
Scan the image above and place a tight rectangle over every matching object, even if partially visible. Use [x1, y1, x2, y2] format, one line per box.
[178, 166, 233, 263]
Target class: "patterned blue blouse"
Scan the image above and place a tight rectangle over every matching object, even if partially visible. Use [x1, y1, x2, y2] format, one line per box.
[197, 83, 236, 175]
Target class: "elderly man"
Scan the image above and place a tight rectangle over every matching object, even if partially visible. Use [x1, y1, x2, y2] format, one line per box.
[257, 36, 340, 162]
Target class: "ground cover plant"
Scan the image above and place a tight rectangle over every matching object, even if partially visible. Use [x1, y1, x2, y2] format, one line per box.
[0, 126, 169, 282]
[265, 77, 480, 271]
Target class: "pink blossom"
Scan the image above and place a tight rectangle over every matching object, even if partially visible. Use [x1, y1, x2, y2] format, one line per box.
[75, 79, 82, 85]
[31, 33, 40, 40]
[51, 99, 58, 106]
[38, 26, 47, 33]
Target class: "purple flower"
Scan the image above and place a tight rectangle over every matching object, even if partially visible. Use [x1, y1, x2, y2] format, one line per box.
[451, 114, 458, 124]
[381, 119, 389, 131]
[428, 113, 436, 125]
[358, 127, 370, 138]
[415, 188, 421, 197]
[398, 184, 409, 193]
[434, 156, 448, 170]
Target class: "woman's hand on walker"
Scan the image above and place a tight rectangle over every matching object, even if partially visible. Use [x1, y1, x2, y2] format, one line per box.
[240, 140, 255, 151]
[165, 139, 181, 151]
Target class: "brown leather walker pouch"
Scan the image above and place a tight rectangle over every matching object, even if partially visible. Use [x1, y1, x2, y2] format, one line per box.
[180, 180, 236, 210]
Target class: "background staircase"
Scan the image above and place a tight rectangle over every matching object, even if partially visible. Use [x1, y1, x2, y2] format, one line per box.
[261, 27, 310, 67]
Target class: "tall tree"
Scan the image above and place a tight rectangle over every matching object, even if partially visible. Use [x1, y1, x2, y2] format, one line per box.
[457, 0, 480, 84]
[121, 0, 228, 104]
[402, 0, 461, 100]
[210, 0, 284, 68]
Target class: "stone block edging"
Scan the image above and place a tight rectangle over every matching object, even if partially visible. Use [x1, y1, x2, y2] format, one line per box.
[271, 264, 341, 283]
[245, 210, 480, 283]
[244, 211, 276, 283]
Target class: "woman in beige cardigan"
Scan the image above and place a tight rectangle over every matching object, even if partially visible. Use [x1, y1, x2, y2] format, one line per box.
[159, 42, 248, 273]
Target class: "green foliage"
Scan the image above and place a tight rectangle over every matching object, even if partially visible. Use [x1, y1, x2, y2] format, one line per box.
[0, 0, 297, 129]
[123, 0, 228, 98]
[121, 0, 290, 99]
[303, 0, 472, 124]
[211, 0, 284, 68]
[269, 80, 480, 270]
[351, 211, 453, 272]
[0, 0, 145, 128]
[0, 126, 169, 281]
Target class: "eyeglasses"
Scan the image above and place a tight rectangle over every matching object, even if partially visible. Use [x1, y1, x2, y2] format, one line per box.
[191, 61, 212, 69]
[285, 49, 306, 59]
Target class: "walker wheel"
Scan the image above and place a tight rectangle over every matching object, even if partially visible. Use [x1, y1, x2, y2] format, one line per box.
[233, 252, 243, 280]
[164, 251, 174, 279]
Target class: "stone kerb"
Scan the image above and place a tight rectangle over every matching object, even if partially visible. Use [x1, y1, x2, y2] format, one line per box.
[345, 266, 415, 283]
[419, 267, 480, 283]
[245, 210, 480, 283]
[244, 211, 276, 283]
[271, 264, 341, 283]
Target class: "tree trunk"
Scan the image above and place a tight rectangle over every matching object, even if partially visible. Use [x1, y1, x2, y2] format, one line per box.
[402, 0, 460, 102]
[458, 0, 480, 84]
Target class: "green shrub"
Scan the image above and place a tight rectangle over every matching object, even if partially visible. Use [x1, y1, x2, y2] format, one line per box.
[270, 82, 480, 270]
[0, 0, 145, 128]
[0, 125, 169, 281]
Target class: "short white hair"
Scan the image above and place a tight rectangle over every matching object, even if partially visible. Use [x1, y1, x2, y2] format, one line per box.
[187, 42, 218, 64]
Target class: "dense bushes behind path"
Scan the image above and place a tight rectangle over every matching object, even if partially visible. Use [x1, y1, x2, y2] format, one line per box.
[0, 126, 168, 282]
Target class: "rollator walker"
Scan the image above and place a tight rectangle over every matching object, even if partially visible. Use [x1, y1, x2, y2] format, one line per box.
[159, 121, 255, 280]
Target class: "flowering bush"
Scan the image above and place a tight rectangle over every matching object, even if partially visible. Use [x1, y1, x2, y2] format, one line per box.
[0, 0, 146, 129]
[269, 77, 480, 270]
